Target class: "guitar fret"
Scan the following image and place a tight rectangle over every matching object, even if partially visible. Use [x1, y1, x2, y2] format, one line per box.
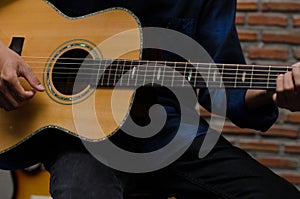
[126, 60, 132, 86]
[141, 61, 146, 86]
[220, 64, 225, 88]
[182, 62, 187, 87]
[193, 63, 198, 88]
[118, 60, 124, 85]
[96, 59, 101, 87]
[97, 59, 107, 86]
[171, 62, 176, 87]
[165, 63, 175, 87]
[146, 61, 152, 83]
[222, 64, 234, 88]
[207, 64, 218, 88]
[114, 60, 120, 86]
[107, 61, 113, 86]
[152, 61, 157, 86]
[234, 64, 239, 88]
[134, 64, 139, 87]
[161, 61, 166, 87]
[250, 64, 254, 89]
[267, 65, 271, 89]
[237, 64, 252, 88]
[119, 60, 126, 86]
[207, 63, 212, 88]
[253, 65, 269, 89]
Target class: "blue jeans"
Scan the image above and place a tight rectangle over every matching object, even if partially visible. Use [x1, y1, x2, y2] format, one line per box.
[44, 134, 300, 199]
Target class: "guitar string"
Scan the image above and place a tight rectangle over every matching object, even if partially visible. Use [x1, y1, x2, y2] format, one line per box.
[40, 72, 279, 88]
[21, 55, 292, 71]
[18, 57, 290, 85]
[22, 62, 290, 77]
[23, 56, 276, 87]
[19, 69, 284, 83]
[19, 71, 285, 86]
[19, 65, 288, 80]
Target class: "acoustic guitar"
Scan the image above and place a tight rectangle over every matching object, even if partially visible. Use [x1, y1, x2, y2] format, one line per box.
[0, 0, 290, 169]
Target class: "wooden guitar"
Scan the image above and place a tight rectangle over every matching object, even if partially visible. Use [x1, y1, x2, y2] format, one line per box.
[0, 0, 290, 169]
[0, 0, 142, 169]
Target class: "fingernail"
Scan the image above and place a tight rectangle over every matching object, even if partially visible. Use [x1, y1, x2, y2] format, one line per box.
[38, 84, 45, 90]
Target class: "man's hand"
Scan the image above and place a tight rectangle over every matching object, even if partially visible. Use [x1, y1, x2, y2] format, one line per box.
[272, 62, 300, 112]
[0, 41, 45, 111]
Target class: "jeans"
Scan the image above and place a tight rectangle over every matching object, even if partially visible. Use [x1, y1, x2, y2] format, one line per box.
[45, 134, 300, 199]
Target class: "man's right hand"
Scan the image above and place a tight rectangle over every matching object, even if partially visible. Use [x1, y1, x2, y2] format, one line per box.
[0, 41, 45, 111]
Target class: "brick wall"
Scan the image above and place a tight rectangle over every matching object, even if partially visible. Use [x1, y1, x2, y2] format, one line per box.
[202, 0, 300, 189]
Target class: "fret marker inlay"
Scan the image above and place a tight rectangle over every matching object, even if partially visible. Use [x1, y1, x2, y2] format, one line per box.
[157, 67, 161, 80]
[131, 67, 136, 79]
[242, 72, 246, 82]
[213, 70, 217, 82]
[188, 69, 192, 82]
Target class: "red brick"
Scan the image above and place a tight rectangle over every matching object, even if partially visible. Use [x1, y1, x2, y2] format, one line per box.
[262, 32, 300, 44]
[293, 15, 300, 27]
[248, 47, 289, 60]
[239, 141, 279, 152]
[222, 123, 256, 135]
[284, 112, 300, 123]
[248, 13, 287, 27]
[237, 0, 259, 11]
[238, 29, 258, 41]
[262, 125, 299, 139]
[262, 1, 300, 12]
[236, 13, 246, 25]
[285, 144, 300, 154]
[257, 157, 297, 169]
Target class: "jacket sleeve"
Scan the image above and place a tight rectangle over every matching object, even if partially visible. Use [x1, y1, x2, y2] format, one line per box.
[196, 0, 278, 131]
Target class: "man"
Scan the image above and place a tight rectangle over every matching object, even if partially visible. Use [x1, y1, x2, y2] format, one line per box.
[0, 0, 300, 198]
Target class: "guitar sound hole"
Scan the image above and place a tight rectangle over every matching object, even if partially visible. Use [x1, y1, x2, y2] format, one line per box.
[52, 49, 91, 95]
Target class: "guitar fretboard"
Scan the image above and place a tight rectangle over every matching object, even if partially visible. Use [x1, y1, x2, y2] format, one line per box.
[79, 59, 291, 89]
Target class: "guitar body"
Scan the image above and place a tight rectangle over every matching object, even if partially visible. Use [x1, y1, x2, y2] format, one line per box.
[0, 0, 142, 169]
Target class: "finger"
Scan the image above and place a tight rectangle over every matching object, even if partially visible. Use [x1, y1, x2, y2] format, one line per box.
[0, 91, 14, 111]
[0, 82, 21, 111]
[283, 71, 295, 97]
[276, 72, 300, 111]
[272, 92, 277, 102]
[18, 61, 45, 92]
[292, 64, 300, 94]
[6, 79, 35, 103]
[274, 74, 287, 108]
[1, 67, 35, 102]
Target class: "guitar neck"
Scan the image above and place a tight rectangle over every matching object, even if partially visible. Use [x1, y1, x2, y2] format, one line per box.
[77, 59, 291, 90]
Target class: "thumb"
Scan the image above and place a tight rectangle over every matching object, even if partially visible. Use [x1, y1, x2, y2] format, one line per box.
[272, 92, 277, 102]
